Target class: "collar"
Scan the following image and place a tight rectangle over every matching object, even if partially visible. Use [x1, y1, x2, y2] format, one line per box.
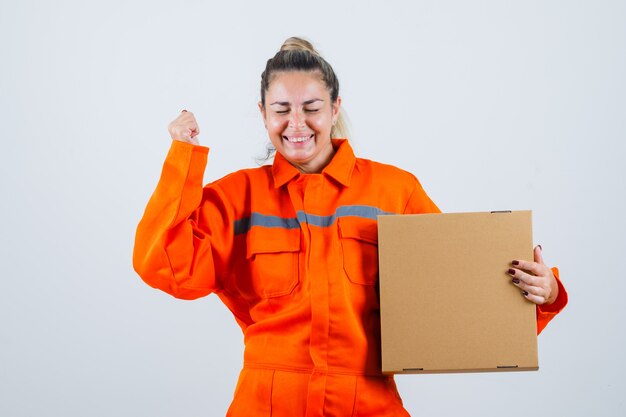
[271, 139, 356, 188]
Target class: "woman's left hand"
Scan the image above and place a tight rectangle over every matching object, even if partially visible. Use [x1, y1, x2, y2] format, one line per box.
[507, 245, 559, 305]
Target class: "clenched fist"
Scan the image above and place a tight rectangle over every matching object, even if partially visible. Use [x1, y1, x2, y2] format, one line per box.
[168, 110, 200, 145]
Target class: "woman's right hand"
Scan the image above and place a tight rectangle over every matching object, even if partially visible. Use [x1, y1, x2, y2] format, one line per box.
[168, 110, 200, 145]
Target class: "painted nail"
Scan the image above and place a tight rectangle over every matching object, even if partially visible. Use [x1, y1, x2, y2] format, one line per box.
[512, 260, 519, 266]
[538, 245, 543, 251]
[508, 268, 516, 275]
[512, 278, 520, 284]
[523, 291, 529, 296]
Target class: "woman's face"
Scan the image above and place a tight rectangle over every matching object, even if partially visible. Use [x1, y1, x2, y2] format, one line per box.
[260, 71, 341, 174]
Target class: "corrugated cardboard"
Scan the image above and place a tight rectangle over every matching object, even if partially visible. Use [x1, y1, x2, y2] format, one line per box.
[377, 211, 537, 374]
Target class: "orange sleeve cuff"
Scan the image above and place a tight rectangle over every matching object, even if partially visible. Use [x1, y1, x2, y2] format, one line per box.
[536, 267, 568, 334]
[170, 138, 209, 154]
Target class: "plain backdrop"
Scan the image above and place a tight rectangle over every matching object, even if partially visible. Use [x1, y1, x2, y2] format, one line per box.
[1, 0, 624, 416]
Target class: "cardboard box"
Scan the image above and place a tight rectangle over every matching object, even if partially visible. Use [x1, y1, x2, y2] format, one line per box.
[377, 211, 537, 374]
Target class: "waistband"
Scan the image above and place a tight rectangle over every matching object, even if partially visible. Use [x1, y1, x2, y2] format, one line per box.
[243, 361, 389, 378]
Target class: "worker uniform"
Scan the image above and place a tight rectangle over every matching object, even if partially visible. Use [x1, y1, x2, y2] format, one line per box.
[133, 139, 568, 416]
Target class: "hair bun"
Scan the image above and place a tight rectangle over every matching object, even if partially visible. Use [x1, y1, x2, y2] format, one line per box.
[280, 36, 319, 55]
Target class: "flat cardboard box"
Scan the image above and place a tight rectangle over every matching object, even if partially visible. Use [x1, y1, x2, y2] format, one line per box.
[377, 211, 537, 374]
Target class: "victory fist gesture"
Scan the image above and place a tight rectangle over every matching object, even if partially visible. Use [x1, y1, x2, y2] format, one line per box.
[168, 110, 200, 145]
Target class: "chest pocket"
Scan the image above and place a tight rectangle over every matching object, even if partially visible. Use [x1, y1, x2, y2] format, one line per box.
[338, 217, 379, 285]
[246, 227, 301, 299]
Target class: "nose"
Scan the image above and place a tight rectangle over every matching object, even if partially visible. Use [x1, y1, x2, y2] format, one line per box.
[288, 109, 306, 129]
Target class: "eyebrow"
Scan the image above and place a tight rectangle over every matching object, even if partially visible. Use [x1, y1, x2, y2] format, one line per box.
[269, 99, 324, 106]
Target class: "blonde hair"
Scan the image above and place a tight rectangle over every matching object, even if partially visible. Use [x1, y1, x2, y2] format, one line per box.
[260, 37, 349, 139]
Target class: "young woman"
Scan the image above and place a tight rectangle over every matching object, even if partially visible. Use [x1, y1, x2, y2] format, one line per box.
[133, 37, 568, 416]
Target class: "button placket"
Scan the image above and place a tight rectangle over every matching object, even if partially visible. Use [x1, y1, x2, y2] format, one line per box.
[302, 175, 330, 417]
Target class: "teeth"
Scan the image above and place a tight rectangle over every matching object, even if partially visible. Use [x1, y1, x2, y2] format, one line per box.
[286, 135, 312, 143]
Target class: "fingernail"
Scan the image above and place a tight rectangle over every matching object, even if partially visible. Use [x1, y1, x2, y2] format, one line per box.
[538, 244, 542, 251]
[512, 278, 520, 284]
[523, 291, 529, 296]
[508, 268, 516, 275]
[512, 260, 519, 266]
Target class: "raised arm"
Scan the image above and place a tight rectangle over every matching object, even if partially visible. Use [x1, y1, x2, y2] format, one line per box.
[133, 111, 235, 300]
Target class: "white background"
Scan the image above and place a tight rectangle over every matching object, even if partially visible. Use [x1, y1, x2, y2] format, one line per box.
[1, 0, 624, 416]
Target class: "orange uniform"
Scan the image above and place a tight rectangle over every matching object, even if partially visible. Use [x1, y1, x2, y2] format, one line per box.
[133, 139, 568, 416]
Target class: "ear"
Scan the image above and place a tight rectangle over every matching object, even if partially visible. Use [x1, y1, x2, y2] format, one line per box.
[332, 96, 342, 124]
[258, 101, 267, 129]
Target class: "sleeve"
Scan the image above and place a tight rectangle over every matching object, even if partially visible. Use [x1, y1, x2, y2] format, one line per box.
[402, 175, 442, 215]
[132, 140, 236, 300]
[536, 267, 568, 334]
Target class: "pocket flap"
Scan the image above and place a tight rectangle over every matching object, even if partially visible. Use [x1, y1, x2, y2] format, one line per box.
[338, 217, 378, 244]
[246, 226, 301, 259]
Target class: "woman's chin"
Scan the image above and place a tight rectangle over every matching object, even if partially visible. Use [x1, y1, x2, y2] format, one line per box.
[275, 134, 334, 172]
[282, 149, 314, 165]
[281, 138, 315, 159]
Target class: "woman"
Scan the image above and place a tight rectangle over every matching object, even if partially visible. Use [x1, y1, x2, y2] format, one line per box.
[133, 37, 568, 416]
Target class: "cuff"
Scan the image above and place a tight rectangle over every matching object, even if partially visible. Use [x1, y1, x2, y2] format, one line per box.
[536, 267, 568, 334]
[169, 138, 210, 155]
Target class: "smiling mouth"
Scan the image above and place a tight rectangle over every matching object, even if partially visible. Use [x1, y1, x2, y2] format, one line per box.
[283, 134, 314, 143]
